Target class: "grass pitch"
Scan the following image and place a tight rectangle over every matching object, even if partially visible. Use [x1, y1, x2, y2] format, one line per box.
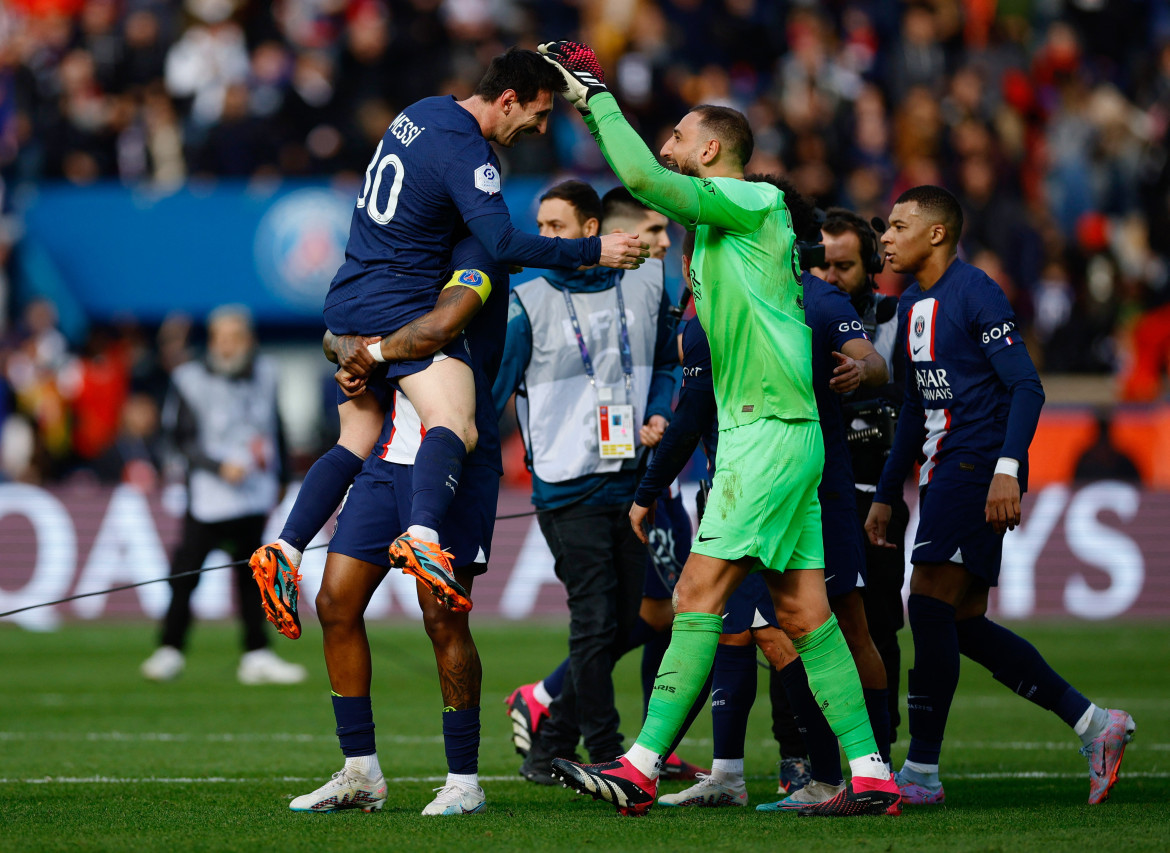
[1, 620, 1167, 852]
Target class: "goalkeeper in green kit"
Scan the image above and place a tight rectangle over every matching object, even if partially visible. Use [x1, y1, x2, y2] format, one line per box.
[539, 41, 901, 818]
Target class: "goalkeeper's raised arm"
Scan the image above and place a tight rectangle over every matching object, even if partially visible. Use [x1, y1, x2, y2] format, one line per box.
[539, 40, 772, 233]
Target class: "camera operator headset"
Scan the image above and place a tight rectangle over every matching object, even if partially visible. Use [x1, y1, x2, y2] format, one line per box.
[813, 207, 910, 747]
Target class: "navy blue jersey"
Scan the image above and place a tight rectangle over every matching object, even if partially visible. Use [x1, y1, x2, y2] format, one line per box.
[885, 258, 1026, 490]
[681, 316, 718, 476]
[371, 237, 508, 472]
[324, 96, 509, 335]
[803, 272, 870, 496]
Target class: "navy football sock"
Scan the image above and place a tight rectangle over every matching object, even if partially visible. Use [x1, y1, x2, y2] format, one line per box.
[280, 444, 363, 552]
[442, 706, 480, 775]
[640, 626, 671, 719]
[711, 643, 757, 760]
[905, 594, 959, 766]
[864, 687, 891, 765]
[956, 615, 1090, 727]
[542, 657, 570, 700]
[778, 657, 843, 786]
[409, 426, 466, 533]
[332, 695, 376, 757]
[768, 666, 808, 759]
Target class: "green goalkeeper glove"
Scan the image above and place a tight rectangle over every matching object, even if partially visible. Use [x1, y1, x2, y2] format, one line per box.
[538, 40, 608, 113]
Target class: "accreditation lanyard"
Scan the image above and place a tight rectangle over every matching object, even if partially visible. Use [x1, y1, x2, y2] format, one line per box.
[562, 283, 634, 394]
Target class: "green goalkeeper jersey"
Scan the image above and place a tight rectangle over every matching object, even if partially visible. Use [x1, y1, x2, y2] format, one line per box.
[585, 94, 817, 428]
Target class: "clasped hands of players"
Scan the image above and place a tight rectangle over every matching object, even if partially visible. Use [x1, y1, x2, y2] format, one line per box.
[865, 472, 1022, 549]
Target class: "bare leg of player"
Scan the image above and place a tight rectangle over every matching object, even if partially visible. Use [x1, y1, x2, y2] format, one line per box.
[388, 358, 479, 611]
[289, 553, 390, 814]
[417, 567, 487, 814]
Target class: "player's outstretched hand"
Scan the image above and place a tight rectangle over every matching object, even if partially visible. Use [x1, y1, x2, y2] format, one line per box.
[598, 232, 649, 269]
[865, 500, 897, 549]
[335, 367, 368, 398]
[639, 414, 668, 448]
[629, 501, 655, 545]
[331, 333, 382, 378]
[829, 351, 862, 394]
[985, 472, 1021, 534]
[538, 41, 608, 113]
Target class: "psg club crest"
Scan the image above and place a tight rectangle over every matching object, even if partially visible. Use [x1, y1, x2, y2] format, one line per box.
[914, 315, 926, 337]
[254, 188, 351, 310]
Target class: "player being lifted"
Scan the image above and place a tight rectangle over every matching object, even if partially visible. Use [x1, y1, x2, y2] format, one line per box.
[864, 186, 1135, 806]
[250, 48, 648, 633]
[537, 40, 900, 816]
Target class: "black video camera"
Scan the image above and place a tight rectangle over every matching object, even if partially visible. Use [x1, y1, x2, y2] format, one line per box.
[798, 240, 825, 271]
[843, 401, 898, 453]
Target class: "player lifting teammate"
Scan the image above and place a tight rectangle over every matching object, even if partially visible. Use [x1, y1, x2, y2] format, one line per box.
[250, 48, 648, 635]
[865, 185, 1134, 806]
[538, 40, 900, 816]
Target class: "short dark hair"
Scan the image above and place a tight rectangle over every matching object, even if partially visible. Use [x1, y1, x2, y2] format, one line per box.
[746, 173, 816, 239]
[691, 104, 754, 168]
[894, 184, 964, 246]
[601, 186, 652, 228]
[475, 47, 566, 104]
[540, 179, 602, 224]
[822, 207, 883, 275]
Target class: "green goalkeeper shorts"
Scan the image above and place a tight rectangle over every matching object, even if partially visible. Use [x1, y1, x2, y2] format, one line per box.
[692, 417, 825, 573]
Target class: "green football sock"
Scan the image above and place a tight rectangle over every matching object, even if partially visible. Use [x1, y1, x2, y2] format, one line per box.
[793, 614, 878, 762]
[634, 611, 722, 756]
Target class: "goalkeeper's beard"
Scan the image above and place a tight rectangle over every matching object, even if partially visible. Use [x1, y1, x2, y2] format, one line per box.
[675, 154, 703, 178]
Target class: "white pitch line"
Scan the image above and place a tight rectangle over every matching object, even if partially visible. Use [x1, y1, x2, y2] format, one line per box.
[2, 771, 1169, 785]
[0, 732, 508, 745]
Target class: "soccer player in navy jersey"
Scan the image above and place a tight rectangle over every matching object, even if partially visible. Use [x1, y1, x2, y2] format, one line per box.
[251, 48, 649, 632]
[865, 185, 1135, 806]
[288, 237, 505, 817]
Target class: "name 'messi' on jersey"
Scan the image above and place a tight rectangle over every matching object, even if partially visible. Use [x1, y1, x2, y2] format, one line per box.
[388, 112, 425, 147]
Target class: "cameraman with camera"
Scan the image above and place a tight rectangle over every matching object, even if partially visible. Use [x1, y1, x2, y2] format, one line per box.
[813, 209, 909, 748]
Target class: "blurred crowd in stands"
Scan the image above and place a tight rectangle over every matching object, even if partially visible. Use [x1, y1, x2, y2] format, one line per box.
[3, 0, 1170, 485]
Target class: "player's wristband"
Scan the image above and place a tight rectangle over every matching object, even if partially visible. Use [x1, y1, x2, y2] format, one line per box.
[994, 457, 1019, 478]
[367, 342, 386, 363]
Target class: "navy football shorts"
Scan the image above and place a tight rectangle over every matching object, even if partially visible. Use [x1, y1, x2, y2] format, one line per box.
[912, 471, 1004, 585]
[642, 489, 692, 600]
[819, 486, 867, 599]
[329, 457, 498, 575]
[334, 338, 474, 407]
[722, 572, 779, 635]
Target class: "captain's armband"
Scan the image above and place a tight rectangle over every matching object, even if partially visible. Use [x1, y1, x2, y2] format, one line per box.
[444, 268, 492, 304]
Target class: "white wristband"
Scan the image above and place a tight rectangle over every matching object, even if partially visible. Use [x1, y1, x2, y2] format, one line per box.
[994, 457, 1019, 478]
[366, 342, 386, 363]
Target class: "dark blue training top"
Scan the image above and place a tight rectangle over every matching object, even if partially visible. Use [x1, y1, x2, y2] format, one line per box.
[324, 96, 600, 336]
[803, 271, 871, 497]
[875, 257, 1044, 503]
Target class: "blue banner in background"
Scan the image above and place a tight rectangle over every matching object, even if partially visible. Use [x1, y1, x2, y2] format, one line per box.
[15, 177, 685, 331]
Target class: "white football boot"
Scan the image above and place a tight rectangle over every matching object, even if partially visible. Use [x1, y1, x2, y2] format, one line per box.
[658, 774, 748, 807]
[421, 782, 486, 815]
[237, 648, 307, 685]
[289, 767, 387, 813]
[141, 646, 184, 681]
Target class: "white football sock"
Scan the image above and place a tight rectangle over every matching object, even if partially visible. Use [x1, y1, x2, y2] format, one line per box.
[446, 772, 479, 789]
[1075, 703, 1109, 746]
[533, 681, 554, 708]
[849, 753, 891, 781]
[407, 525, 440, 543]
[901, 759, 940, 786]
[710, 758, 744, 784]
[346, 753, 382, 779]
[625, 744, 661, 780]
[276, 538, 303, 569]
